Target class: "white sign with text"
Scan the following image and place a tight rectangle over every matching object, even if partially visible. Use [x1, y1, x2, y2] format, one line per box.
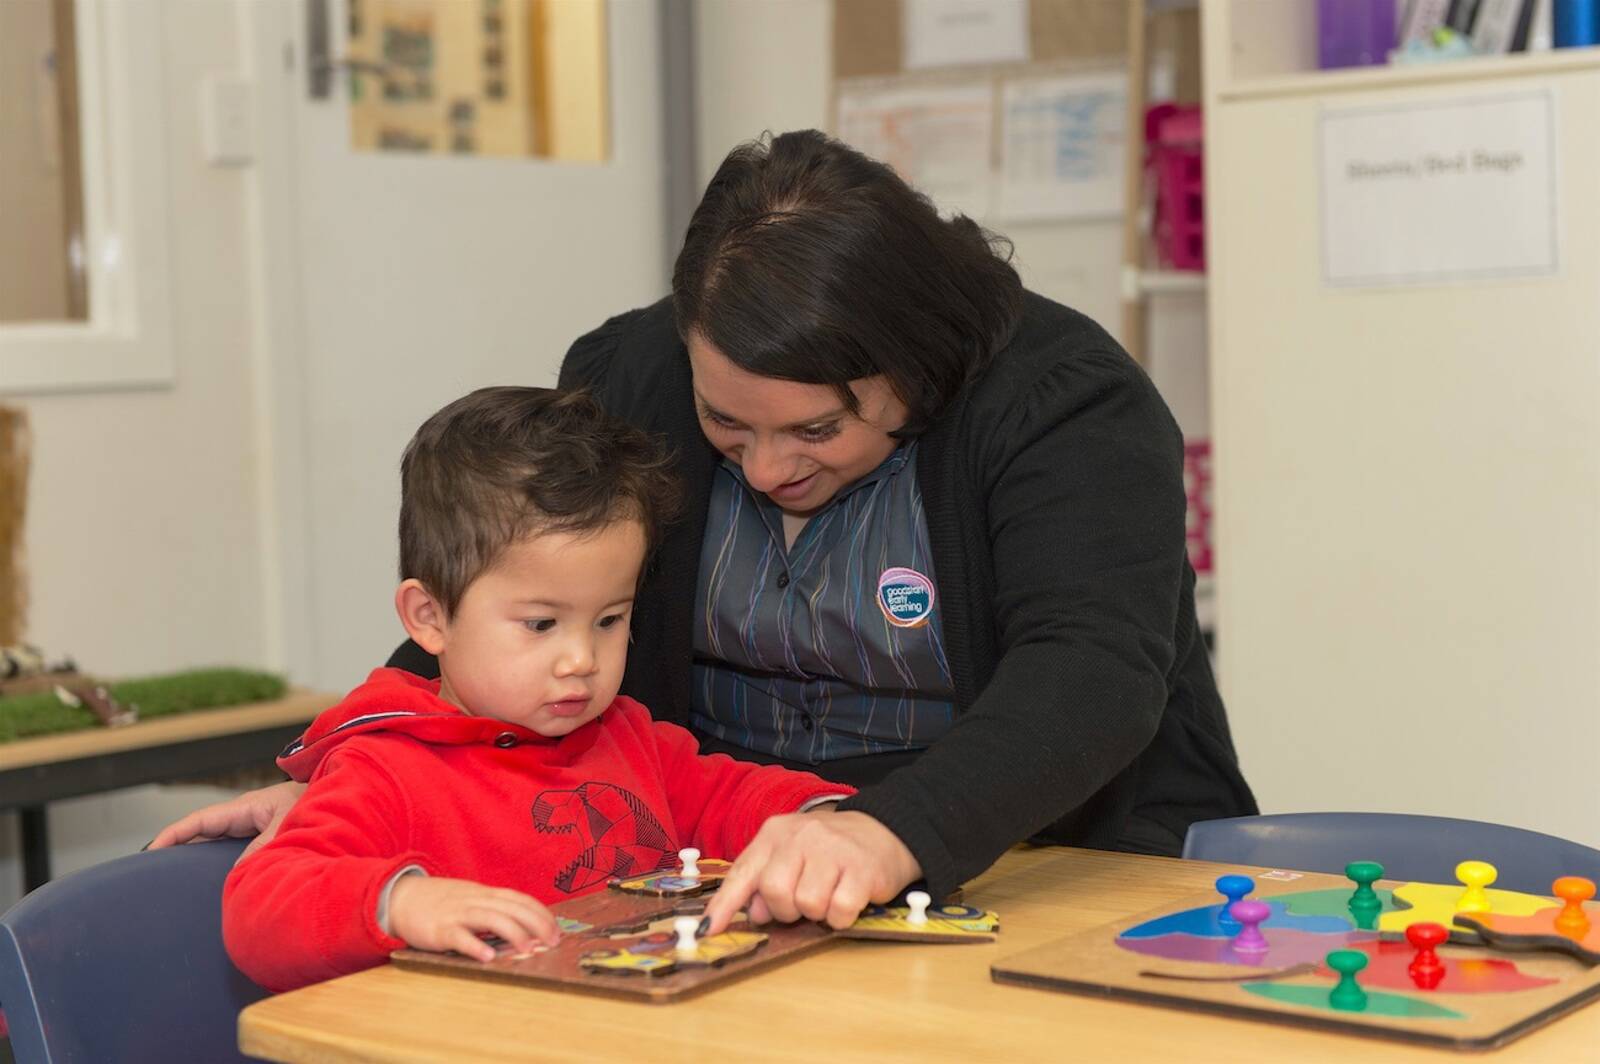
[1320, 90, 1558, 286]
[904, 0, 1029, 70]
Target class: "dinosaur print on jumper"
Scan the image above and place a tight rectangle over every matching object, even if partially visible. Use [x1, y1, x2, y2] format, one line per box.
[532, 782, 675, 893]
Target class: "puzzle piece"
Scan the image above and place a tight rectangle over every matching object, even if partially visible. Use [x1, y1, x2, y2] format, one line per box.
[1340, 939, 1559, 994]
[1453, 887, 1600, 966]
[1117, 927, 1378, 968]
[592, 899, 706, 937]
[1119, 899, 1354, 940]
[578, 930, 767, 976]
[608, 858, 733, 897]
[1379, 881, 1551, 935]
[1278, 887, 1404, 924]
[1242, 981, 1466, 1020]
[599, 907, 751, 942]
[839, 901, 1000, 943]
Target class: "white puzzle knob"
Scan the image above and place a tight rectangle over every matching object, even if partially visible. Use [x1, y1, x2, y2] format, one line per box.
[674, 916, 700, 954]
[679, 847, 701, 878]
[906, 890, 931, 925]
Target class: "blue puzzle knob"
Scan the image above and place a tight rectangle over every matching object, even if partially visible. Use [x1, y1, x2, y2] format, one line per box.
[1215, 874, 1254, 929]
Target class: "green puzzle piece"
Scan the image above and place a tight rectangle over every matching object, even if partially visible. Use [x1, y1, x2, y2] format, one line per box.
[1279, 887, 1404, 922]
[1244, 982, 1465, 1020]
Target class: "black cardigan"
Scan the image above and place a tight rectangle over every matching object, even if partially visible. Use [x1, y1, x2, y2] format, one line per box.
[541, 292, 1257, 899]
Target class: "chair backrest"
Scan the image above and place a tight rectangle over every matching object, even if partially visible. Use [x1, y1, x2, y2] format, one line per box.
[1183, 812, 1600, 895]
[0, 838, 267, 1064]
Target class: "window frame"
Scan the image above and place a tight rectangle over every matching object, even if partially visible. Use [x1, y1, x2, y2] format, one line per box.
[0, 0, 174, 395]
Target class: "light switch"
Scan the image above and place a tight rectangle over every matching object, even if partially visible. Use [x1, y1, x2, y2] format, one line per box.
[201, 75, 255, 166]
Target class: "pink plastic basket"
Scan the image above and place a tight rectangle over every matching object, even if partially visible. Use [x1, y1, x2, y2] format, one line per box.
[1146, 105, 1205, 272]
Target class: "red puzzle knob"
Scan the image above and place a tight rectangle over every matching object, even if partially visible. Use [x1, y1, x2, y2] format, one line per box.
[1406, 920, 1448, 987]
[1406, 921, 1448, 950]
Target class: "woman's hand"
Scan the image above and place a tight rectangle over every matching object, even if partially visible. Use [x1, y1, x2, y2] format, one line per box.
[389, 877, 561, 962]
[146, 780, 307, 859]
[700, 807, 921, 934]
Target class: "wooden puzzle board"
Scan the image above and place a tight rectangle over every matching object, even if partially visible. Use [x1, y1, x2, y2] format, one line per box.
[392, 887, 837, 1003]
[990, 869, 1600, 1051]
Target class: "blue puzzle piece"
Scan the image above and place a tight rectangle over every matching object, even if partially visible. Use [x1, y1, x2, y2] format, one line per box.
[1119, 900, 1353, 940]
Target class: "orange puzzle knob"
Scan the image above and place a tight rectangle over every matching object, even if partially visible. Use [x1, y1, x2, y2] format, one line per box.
[1553, 876, 1595, 936]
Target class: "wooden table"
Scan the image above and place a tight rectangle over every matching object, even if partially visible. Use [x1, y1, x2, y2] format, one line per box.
[0, 690, 335, 890]
[238, 847, 1600, 1063]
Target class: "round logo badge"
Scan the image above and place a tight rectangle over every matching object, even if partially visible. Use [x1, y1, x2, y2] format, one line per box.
[876, 567, 935, 628]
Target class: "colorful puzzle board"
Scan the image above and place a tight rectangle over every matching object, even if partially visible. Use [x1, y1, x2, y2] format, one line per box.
[989, 868, 1600, 1050]
[392, 866, 999, 1004]
[391, 885, 837, 1003]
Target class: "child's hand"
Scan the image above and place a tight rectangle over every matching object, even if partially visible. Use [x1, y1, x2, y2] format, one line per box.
[389, 876, 561, 962]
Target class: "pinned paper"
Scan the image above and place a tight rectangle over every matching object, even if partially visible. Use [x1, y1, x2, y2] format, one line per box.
[837, 81, 994, 219]
[997, 71, 1127, 221]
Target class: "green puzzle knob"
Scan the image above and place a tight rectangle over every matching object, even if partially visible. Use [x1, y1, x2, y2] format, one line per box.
[1345, 860, 1384, 919]
[1327, 949, 1369, 1011]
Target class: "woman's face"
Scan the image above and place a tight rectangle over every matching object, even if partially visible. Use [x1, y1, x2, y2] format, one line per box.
[687, 332, 908, 518]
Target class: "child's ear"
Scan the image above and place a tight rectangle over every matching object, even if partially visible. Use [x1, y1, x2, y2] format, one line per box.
[395, 579, 449, 655]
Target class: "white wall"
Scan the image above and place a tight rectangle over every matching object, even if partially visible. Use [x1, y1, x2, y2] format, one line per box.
[1, 0, 271, 905]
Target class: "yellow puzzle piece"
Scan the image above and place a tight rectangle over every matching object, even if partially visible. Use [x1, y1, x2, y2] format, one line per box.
[844, 902, 1000, 940]
[579, 930, 767, 975]
[1379, 881, 1552, 934]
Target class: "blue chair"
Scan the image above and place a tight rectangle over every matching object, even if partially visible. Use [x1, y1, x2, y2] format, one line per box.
[0, 838, 267, 1064]
[1183, 812, 1600, 895]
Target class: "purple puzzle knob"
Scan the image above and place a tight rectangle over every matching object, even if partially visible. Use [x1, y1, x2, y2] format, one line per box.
[1229, 899, 1271, 954]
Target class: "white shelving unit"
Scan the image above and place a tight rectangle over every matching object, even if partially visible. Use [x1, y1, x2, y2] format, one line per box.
[1139, 269, 1208, 295]
[1201, 2, 1600, 847]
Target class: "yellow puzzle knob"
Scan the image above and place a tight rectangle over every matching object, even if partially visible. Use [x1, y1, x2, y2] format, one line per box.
[1455, 860, 1498, 913]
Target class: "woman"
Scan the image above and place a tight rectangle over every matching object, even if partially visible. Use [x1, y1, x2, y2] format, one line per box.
[155, 131, 1255, 930]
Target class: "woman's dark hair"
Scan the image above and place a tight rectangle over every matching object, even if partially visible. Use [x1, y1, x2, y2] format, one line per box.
[399, 387, 679, 615]
[671, 129, 1024, 436]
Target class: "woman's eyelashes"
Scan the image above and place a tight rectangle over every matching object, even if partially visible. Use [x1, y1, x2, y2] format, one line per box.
[794, 422, 841, 443]
[699, 406, 842, 444]
[699, 406, 740, 431]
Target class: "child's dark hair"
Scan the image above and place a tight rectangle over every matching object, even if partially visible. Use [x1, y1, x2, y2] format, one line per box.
[672, 129, 1023, 437]
[399, 387, 679, 615]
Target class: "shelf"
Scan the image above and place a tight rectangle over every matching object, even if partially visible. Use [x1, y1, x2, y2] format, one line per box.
[1218, 44, 1600, 103]
[1194, 574, 1215, 633]
[1139, 270, 1206, 295]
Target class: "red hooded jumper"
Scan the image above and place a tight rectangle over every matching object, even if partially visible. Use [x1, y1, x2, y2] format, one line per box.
[223, 668, 850, 991]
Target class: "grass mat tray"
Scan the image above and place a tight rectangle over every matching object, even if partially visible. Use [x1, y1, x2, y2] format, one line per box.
[0, 668, 287, 742]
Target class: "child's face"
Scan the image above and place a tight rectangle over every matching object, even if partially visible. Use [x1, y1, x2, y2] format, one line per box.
[430, 520, 645, 737]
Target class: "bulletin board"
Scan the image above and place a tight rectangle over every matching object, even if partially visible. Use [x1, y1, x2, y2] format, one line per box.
[344, 0, 608, 162]
[829, 0, 1198, 223]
